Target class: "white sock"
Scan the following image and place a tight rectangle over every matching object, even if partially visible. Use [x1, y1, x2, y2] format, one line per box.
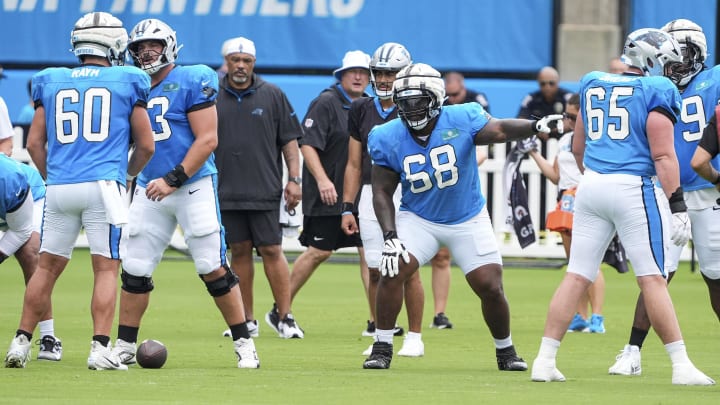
[665, 340, 691, 365]
[38, 319, 55, 338]
[537, 336, 561, 360]
[405, 331, 422, 341]
[494, 335, 513, 350]
[375, 329, 394, 345]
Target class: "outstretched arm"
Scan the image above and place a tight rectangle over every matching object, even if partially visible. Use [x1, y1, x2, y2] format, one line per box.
[474, 115, 563, 145]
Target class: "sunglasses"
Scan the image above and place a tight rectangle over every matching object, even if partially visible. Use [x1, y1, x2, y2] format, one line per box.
[539, 81, 557, 87]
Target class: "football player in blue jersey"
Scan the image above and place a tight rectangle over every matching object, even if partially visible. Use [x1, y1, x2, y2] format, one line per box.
[112, 19, 260, 369]
[0, 157, 63, 361]
[5, 12, 155, 370]
[609, 18, 720, 378]
[362, 62, 563, 370]
[531, 28, 714, 385]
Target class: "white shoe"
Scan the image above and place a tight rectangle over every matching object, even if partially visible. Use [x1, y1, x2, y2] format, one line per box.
[234, 337, 260, 369]
[88, 341, 128, 371]
[531, 357, 566, 382]
[37, 335, 62, 361]
[397, 336, 424, 357]
[278, 314, 304, 339]
[608, 344, 641, 376]
[223, 320, 259, 338]
[672, 363, 715, 385]
[5, 335, 31, 368]
[362, 344, 373, 356]
[112, 338, 137, 365]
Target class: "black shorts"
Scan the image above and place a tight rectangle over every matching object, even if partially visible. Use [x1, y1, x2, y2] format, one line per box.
[298, 215, 362, 251]
[221, 209, 282, 247]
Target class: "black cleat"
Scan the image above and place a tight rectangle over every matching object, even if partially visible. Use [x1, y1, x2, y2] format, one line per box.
[496, 345, 528, 371]
[363, 342, 393, 369]
[430, 313, 453, 329]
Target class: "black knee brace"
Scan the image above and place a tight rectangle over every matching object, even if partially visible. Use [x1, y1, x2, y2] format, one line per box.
[121, 269, 154, 294]
[202, 265, 239, 297]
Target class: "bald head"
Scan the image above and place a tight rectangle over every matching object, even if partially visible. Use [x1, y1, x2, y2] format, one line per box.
[444, 71, 467, 105]
[537, 66, 560, 99]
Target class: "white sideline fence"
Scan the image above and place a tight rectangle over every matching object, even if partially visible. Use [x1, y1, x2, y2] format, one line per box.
[12, 126, 693, 261]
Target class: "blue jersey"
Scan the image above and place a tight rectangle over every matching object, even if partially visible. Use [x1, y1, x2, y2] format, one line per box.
[0, 154, 30, 219]
[32, 65, 150, 185]
[674, 66, 720, 191]
[579, 71, 681, 176]
[368, 103, 486, 224]
[138, 65, 219, 187]
[18, 164, 45, 201]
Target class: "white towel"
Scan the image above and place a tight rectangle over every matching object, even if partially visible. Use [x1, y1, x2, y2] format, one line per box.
[279, 193, 301, 238]
[98, 180, 129, 226]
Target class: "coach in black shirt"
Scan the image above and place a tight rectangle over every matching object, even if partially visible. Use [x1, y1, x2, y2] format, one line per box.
[215, 36, 305, 339]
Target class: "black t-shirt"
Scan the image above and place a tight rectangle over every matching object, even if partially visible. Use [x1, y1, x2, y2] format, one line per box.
[300, 84, 367, 216]
[517, 88, 571, 119]
[215, 74, 303, 210]
[348, 97, 398, 185]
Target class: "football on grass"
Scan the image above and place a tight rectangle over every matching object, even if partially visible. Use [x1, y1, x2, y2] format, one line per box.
[136, 339, 167, 369]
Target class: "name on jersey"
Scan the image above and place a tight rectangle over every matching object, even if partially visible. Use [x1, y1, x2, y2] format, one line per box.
[71, 67, 100, 78]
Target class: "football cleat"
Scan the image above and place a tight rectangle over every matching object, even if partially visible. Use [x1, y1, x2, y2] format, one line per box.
[363, 342, 393, 369]
[37, 335, 63, 361]
[496, 346, 528, 371]
[5, 334, 31, 368]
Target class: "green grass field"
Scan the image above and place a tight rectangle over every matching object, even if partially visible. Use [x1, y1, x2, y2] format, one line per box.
[1, 249, 718, 404]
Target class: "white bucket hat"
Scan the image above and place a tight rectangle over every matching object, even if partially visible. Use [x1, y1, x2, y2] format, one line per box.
[333, 50, 370, 81]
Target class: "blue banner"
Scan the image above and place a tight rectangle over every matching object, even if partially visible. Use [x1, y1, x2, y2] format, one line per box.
[0, 0, 552, 72]
[631, 0, 716, 66]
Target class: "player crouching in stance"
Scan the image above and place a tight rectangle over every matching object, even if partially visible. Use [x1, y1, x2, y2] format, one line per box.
[363, 62, 563, 370]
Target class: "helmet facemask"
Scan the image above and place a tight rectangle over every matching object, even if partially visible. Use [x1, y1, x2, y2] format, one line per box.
[395, 89, 439, 130]
[668, 41, 705, 87]
[129, 40, 170, 75]
[128, 19, 181, 75]
[371, 69, 399, 100]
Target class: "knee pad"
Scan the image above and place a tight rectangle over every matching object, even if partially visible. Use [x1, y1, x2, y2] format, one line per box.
[202, 265, 239, 297]
[121, 269, 154, 294]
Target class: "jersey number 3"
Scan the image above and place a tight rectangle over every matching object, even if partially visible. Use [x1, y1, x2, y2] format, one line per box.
[403, 144, 459, 193]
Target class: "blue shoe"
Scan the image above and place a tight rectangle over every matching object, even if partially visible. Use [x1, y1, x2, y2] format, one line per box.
[588, 314, 605, 333]
[567, 313, 589, 332]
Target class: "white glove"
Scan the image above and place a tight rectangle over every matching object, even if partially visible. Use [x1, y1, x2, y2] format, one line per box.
[518, 135, 538, 153]
[380, 238, 410, 277]
[671, 212, 691, 246]
[535, 114, 564, 134]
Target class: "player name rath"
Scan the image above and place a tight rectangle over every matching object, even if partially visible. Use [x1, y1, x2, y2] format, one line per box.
[71, 68, 101, 78]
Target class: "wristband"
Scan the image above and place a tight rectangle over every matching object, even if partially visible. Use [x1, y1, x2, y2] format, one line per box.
[530, 120, 538, 133]
[163, 165, 189, 188]
[712, 172, 720, 185]
[668, 187, 687, 213]
[126, 173, 136, 181]
[341, 202, 355, 213]
[383, 230, 398, 241]
[341, 211, 353, 216]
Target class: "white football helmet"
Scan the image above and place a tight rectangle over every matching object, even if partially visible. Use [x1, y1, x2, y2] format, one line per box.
[392, 63, 445, 131]
[370, 43, 412, 100]
[661, 19, 707, 87]
[70, 12, 128, 66]
[128, 19, 182, 75]
[621, 28, 683, 77]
